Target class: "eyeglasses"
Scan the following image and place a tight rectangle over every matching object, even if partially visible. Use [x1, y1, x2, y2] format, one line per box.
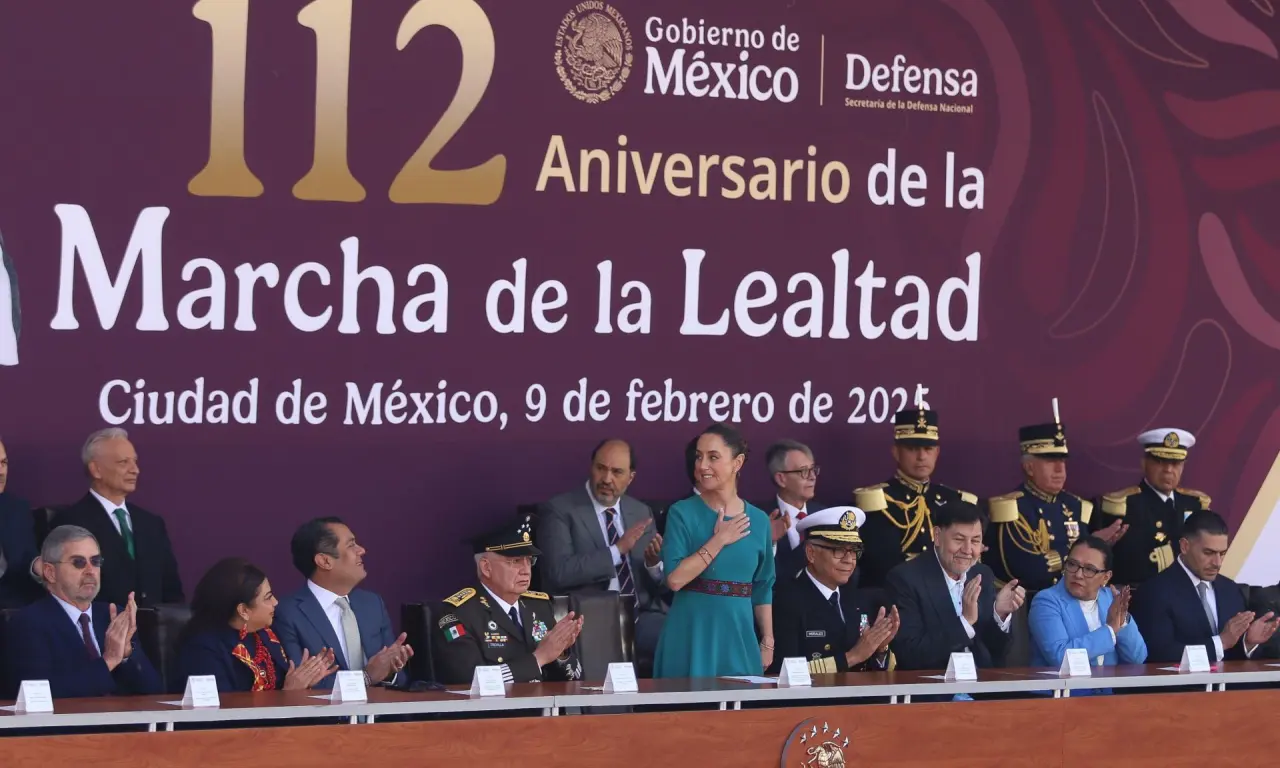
[812, 544, 862, 560]
[781, 465, 821, 480]
[1063, 558, 1107, 578]
[498, 555, 538, 568]
[50, 555, 105, 569]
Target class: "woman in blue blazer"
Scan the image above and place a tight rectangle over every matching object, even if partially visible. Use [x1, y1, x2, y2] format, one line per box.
[1028, 535, 1147, 695]
[176, 558, 337, 693]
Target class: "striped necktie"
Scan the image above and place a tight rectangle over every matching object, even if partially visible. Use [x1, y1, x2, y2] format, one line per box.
[605, 508, 635, 595]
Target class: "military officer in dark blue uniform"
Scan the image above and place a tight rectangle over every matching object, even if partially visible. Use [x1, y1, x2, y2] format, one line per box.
[769, 506, 900, 676]
[856, 408, 977, 588]
[1095, 428, 1210, 588]
[985, 417, 1125, 593]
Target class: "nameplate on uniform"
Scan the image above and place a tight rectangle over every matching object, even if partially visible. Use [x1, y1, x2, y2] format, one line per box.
[1179, 645, 1211, 673]
[1059, 648, 1092, 678]
[330, 670, 368, 702]
[944, 652, 977, 682]
[181, 675, 221, 708]
[14, 680, 53, 713]
[470, 665, 507, 697]
[603, 662, 638, 693]
[778, 657, 813, 688]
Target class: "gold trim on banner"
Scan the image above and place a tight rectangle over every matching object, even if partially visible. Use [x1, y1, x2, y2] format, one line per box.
[1222, 448, 1280, 580]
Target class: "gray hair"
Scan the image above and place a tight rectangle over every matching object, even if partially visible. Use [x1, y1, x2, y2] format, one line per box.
[82, 427, 128, 467]
[765, 439, 813, 480]
[41, 524, 97, 564]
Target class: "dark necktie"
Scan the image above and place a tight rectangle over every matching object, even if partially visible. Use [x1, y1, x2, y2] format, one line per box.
[113, 508, 135, 559]
[828, 590, 844, 624]
[78, 613, 99, 659]
[1166, 497, 1176, 517]
[508, 605, 521, 629]
[605, 508, 635, 595]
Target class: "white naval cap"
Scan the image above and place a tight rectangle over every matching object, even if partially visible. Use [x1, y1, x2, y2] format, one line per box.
[1137, 428, 1196, 461]
[796, 506, 866, 544]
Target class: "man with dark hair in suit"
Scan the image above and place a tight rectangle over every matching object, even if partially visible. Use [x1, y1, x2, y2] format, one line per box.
[273, 517, 413, 690]
[0, 437, 41, 607]
[50, 428, 183, 607]
[6, 525, 160, 698]
[538, 439, 666, 658]
[888, 500, 1024, 672]
[1129, 510, 1279, 664]
[761, 439, 825, 585]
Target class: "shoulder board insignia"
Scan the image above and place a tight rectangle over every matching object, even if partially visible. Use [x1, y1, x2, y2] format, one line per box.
[520, 590, 551, 600]
[1111, 486, 1141, 498]
[443, 587, 476, 607]
[1176, 487, 1211, 508]
[1080, 499, 1094, 524]
[1100, 493, 1128, 518]
[988, 491, 1024, 501]
[856, 483, 889, 491]
[958, 490, 977, 505]
[987, 493, 1021, 524]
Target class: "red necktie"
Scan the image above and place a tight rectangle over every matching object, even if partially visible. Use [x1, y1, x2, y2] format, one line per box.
[796, 510, 807, 521]
[78, 613, 100, 659]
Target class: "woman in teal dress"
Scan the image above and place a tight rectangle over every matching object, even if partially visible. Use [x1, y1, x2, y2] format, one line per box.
[654, 423, 776, 678]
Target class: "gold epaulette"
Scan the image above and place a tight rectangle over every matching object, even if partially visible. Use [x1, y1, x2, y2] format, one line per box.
[987, 492, 1022, 524]
[1080, 499, 1094, 525]
[443, 587, 476, 607]
[1177, 487, 1212, 509]
[1100, 488, 1136, 518]
[520, 590, 551, 600]
[958, 490, 977, 505]
[854, 484, 889, 512]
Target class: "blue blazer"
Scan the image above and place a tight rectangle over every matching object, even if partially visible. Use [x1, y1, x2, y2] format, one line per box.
[177, 626, 290, 693]
[5, 594, 161, 698]
[272, 584, 404, 689]
[1129, 558, 1248, 664]
[0, 493, 40, 608]
[1029, 580, 1147, 694]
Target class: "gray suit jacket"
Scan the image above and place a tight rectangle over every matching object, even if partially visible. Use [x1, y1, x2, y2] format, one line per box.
[537, 486, 666, 613]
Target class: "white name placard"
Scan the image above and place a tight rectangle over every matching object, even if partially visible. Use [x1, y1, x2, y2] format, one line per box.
[1179, 645, 1211, 673]
[15, 680, 53, 713]
[603, 662, 638, 693]
[470, 665, 507, 697]
[944, 652, 977, 682]
[777, 657, 813, 688]
[181, 675, 221, 708]
[329, 670, 368, 702]
[1059, 648, 1092, 678]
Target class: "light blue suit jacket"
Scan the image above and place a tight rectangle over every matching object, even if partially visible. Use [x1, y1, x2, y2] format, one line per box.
[1028, 580, 1148, 695]
[272, 583, 405, 690]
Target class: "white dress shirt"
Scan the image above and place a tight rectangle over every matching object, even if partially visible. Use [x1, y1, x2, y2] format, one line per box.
[771, 496, 805, 556]
[306, 579, 356, 667]
[483, 585, 520, 626]
[936, 550, 1013, 639]
[805, 568, 843, 623]
[1078, 597, 1118, 663]
[1177, 557, 1256, 660]
[54, 594, 101, 655]
[585, 482, 663, 590]
[89, 488, 132, 534]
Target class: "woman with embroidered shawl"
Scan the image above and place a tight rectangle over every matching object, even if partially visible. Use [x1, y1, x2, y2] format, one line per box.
[177, 557, 337, 692]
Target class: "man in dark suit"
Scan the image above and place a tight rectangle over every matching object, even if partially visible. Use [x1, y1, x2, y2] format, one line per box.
[538, 439, 666, 658]
[1129, 510, 1279, 664]
[49, 428, 183, 607]
[273, 517, 413, 690]
[6, 524, 161, 698]
[888, 500, 1024, 671]
[760, 440, 828, 587]
[0, 438, 41, 607]
[436, 515, 584, 685]
[1095, 428, 1210, 588]
[770, 506, 899, 675]
[857, 408, 978, 588]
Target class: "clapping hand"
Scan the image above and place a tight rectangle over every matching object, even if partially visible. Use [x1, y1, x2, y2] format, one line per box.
[284, 647, 339, 690]
[534, 612, 584, 667]
[769, 509, 791, 543]
[849, 607, 899, 667]
[961, 574, 982, 626]
[1221, 611, 1256, 650]
[644, 533, 663, 568]
[995, 579, 1026, 621]
[617, 519, 652, 554]
[1094, 519, 1130, 545]
[1106, 585, 1132, 633]
[1245, 611, 1280, 648]
[102, 592, 138, 670]
[365, 632, 415, 683]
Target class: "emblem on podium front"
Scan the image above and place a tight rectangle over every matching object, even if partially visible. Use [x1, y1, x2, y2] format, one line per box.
[780, 718, 850, 767]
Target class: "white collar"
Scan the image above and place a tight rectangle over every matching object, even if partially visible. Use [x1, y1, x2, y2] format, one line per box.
[89, 488, 127, 514]
[804, 568, 838, 601]
[1144, 479, 1174, 504]
[482, 584, 519, 617]
[53, 594, 92, 629]
[1177, 556, 1209, 590]
[307, 579, 346, 610]
[934, 547, 967, 586]
[777, 496, 806, 519]
[1078, 597, 1098, 612]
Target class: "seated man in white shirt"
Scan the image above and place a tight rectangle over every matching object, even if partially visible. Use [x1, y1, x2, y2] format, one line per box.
[538, 439, 666, 658]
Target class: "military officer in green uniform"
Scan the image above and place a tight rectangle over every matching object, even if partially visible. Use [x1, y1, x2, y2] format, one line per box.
[1095, 428, 1211, 588]
[434, 515, 585, 685]
[856, 408, 977, 588]
[985, 416, 1126, 593]
[769, 506, 900, 676]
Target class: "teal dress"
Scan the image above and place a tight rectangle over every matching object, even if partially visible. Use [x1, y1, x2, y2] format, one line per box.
[653, 495, 776, 678]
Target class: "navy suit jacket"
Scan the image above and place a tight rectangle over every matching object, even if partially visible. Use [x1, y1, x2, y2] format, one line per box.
[177, 627, 290, 693]
[1129, 559, 1249, 664]
[5, 594, 161, 698]
[886, 551, 1010, 671]
[272, 584, 404, 689]
[0, 493, 40, 608]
